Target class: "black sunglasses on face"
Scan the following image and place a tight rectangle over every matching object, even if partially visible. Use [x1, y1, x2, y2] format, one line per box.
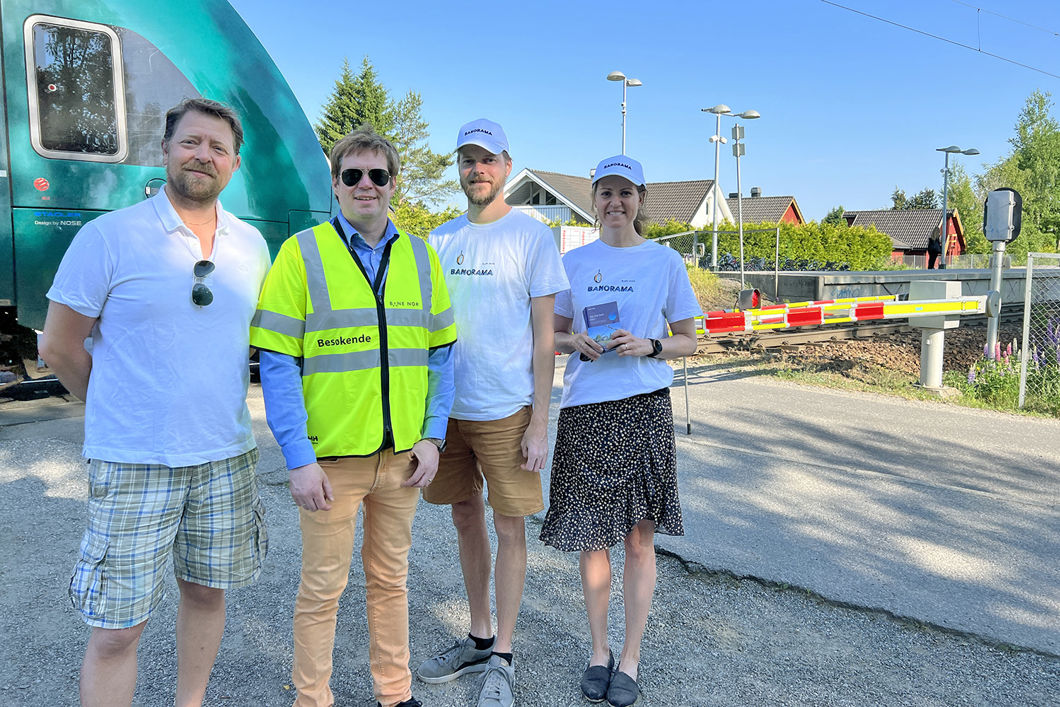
[340, 168, 391, 187]
[192, 259, 214, 307]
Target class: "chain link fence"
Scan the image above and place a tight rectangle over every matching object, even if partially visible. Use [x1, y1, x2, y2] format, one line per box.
[1019, 253, 1060, 412]
[654, 231, 702, 264]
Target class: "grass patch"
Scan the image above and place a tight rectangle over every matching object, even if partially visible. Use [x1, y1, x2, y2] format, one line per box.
[686, 265, 735, 312]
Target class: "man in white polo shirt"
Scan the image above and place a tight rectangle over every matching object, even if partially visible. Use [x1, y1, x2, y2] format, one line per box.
[418, 119, 568, 707]
[40, 98, 270, 707]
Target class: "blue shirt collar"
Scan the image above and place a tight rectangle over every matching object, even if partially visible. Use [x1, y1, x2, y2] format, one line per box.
[336, 211, 399, 252]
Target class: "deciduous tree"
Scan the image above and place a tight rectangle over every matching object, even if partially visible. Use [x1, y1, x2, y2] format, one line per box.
[977, 90, 1060, 260]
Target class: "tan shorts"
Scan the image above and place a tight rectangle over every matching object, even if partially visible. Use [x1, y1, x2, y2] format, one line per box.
[423, 406, 544, 517]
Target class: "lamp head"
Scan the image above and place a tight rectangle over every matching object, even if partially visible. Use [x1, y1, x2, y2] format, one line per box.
[607, 71, 626, 82]
[627, 78, 643, 87]
[738, 110, 761, 119]
[962, 148, 980, 155]
[703, 104, 732, 115]
[937, 145, 962, 153]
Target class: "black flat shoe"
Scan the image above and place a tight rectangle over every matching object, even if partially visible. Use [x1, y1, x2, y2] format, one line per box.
[606, 668, 640, 707]
[580, 649, 614, 702]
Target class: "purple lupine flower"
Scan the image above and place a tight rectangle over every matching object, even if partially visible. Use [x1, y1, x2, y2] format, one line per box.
[1033, 346, 1041, 366]
[967, 365, 976, 385]
[995, 342, 1002, 361]
[984, 342, 991, 358]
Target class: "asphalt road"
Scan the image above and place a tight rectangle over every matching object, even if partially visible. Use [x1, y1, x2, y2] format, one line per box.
[0, 367, 1057, 706]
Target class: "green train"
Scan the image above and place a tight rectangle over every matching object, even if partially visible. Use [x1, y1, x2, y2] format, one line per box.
[0, 0, 332, 379]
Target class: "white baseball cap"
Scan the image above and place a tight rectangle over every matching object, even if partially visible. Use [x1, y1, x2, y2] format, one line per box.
[455, 118, 509, 155]
[592, 155, 646, 188]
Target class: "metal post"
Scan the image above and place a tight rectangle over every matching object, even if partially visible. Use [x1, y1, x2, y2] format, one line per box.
[1018, 254, 1035, 407]
[620, 81, 627, 155]
[985, 240, 1005, 358]
[774, 225, 780, 301]
[919, 328, 946, 388]
[683, 357, 691, 435]
[710, 112, 722, 270]
[733, 125, 746, 288]
[939, 151, 950, 269]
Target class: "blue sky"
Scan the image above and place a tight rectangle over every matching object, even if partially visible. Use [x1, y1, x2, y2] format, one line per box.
[228, 0, 1060, 221]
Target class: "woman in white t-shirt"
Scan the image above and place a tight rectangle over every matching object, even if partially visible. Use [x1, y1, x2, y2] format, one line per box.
[541, 155, 702, 706]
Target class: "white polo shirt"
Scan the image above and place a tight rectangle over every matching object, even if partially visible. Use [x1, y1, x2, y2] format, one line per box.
[47, 187, 271, 466]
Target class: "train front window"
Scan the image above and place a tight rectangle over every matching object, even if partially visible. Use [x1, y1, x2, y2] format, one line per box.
[118, 28, 200, 167]
[25, 16, 128, 162]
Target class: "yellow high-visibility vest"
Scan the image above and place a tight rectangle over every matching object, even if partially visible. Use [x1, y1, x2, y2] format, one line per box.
[251, 219, 456, 457]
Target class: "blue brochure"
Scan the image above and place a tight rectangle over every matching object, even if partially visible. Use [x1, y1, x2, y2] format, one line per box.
[583, 301, 620, 354]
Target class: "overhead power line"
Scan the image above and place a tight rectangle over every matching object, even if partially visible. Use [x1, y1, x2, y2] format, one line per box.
[820, 0, 1060, 80]
[949, 0, 1060, 40]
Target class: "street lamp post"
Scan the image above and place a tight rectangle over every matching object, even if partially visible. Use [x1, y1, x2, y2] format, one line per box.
[936, 145, 979, 269]
[701, 105, 759, 272]
[607, 71, 642, 154]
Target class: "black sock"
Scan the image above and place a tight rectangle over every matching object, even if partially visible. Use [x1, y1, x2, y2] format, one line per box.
[469, 632, 495, 651]
[492, 651, 513, 665]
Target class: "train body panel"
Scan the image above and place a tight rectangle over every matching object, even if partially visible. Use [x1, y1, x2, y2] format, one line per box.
[0, 33, 12, 306]
[0, 0, 333, 332]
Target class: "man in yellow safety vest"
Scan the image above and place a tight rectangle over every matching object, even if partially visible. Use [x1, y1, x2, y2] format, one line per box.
[251, 126, 456, 707]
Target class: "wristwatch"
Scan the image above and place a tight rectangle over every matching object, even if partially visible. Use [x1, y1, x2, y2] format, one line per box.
[423, 437, 447, 453]
[647, 338, 663, 358]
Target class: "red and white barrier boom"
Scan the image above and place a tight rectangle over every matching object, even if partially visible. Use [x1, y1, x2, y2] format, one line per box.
[696, 294, 986, 336]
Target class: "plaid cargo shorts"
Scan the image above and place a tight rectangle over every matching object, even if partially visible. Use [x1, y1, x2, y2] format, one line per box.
[69, 447, 267, 629]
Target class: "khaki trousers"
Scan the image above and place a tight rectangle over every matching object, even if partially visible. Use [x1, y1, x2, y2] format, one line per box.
[292, 450, 419, 707]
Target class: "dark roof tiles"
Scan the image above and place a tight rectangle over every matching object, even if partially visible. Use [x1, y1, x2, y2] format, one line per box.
[842, 209, 950, 250]
[724, 195, 799, 224]
[522, 170, 714, 226]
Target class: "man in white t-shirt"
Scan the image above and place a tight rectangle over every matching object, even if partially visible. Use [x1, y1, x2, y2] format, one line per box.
[40, 99, 270, 707]
[419, 119, 568, 707]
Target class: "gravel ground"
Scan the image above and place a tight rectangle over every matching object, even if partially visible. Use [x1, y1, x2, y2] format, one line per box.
[1, 433, 1058, 707]
[763, 323, 1027, 378]
[3, 354, 1060, 707]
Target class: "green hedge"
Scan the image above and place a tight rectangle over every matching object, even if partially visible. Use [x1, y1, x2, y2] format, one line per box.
[722, 221, 893, 270]
[648, 220, 894, 271]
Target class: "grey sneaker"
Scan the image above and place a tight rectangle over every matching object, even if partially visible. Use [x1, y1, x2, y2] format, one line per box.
[476, 654, 514, 707]
[416, 636, 493, 684]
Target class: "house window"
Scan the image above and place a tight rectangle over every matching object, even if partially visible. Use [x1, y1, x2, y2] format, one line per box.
[26, 15, 128, 162]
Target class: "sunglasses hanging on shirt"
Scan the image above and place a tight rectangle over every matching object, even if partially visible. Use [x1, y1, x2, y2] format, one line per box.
[192, 259, 215, 307]
[340, 168, 392, 187]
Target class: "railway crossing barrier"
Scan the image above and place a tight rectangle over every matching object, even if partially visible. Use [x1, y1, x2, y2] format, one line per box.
[694, 291, 984, 336]
[677, 286, 987, 421]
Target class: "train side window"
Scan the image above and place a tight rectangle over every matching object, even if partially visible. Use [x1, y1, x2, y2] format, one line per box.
[117, 29, 200, 167]
[24, 15, 128, 162]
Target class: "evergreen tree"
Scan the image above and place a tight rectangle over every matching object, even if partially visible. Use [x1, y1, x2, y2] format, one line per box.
[891, 187, 938, 210]
[314, 57, 455, 206]
[890, 187, 908, 210]
[391, 91, 458, 204]
[315, 57, 392, 155]
[822, 205, 845, 225]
